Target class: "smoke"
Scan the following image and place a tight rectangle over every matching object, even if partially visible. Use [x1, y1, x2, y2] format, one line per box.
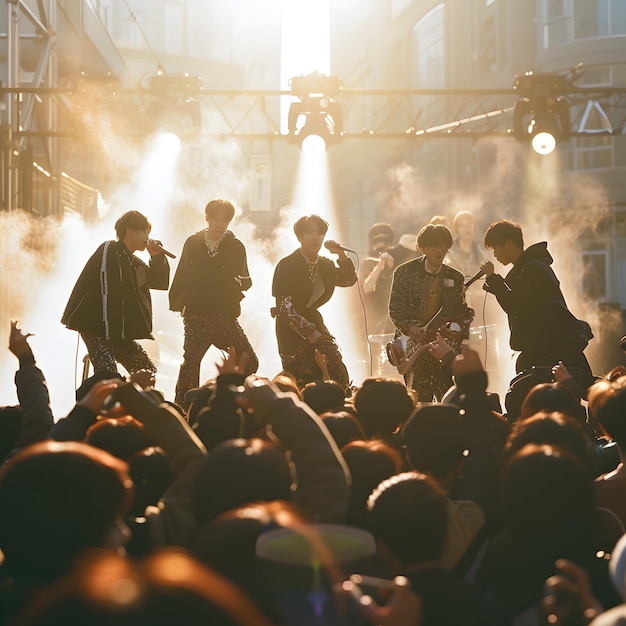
[374, 137, 617, 396]
[0, 127, 370, 417]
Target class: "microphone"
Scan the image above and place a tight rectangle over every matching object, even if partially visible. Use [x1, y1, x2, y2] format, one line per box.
[148, 239, 176, 259]
[464, 268, 486, 288]
[324, 240, 355, 253]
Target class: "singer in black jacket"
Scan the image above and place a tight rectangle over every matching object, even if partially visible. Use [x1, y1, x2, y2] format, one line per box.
[272, 214, 357, 392]
[62, 210, 170, 376]
[480, 220, 593, 389]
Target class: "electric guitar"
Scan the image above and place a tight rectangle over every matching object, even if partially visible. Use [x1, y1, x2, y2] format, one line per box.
[385, 307, 473, 376]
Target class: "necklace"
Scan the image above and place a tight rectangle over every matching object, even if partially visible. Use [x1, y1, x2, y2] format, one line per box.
[204, 229, 228, 257]
[300, 250, 320, 283]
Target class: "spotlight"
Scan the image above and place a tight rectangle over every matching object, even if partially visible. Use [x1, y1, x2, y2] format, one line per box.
[288, 73, 344, 153]
[528, 108, 561, 155]
[513, 95, 569, 155]
[531, 130, 557, 155]
[512, 71, 571, 155]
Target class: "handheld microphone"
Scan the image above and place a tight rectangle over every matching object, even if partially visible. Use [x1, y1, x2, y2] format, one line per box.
[148, 240, 176, 259]
[324, 240, 355, 253]
[464, 268, 486, 288]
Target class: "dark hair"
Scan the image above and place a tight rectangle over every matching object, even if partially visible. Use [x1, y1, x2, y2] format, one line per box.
[483, 220, 524, 250]
[500, 443, 595, 537]
[0, 441, 132, 581]
[114, 211, 151, 240]
[302, 380, 346, 415]
[505, 411, 594, 475]
[402, 403, 466, 479]
[321, 411, 365, 449]
[352, 378, 415, 439]
[192, 438, 292, 525]
[519, 382, 586, 424]
[86, 416, 153, 461]
[127, 446, 174, 516]
[367, 471, 448, 565]
[205, 199, 235, 220]
[416, 223, 453, 249]
[505, 367, 554, 422]
[293, 215, 329, 238]
[342, 439, 403, 529]
[368, 222, 395, 243]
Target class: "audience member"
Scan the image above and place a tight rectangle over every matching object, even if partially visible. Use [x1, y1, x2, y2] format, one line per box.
[367, 471, 498, 625]
[352, 377, 415, 443]
[341, 439, 403, 529]
[0, 441, 133, 624]
[13, 548, 275, 626]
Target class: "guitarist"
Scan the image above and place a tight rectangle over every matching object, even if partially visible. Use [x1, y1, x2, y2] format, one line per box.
[389, 223, 473, 401]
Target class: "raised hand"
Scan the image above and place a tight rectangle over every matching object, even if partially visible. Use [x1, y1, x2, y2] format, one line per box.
[129, 369, 156, 390]
[479, 259, 495, 276]
[542, 559, 600, 626]
[217, 346, 250, 375]
[78, 378, 124, 416]
[551, 360, 572, 383]
[451, 341, 484, 377]
[8, 320, 34, 359]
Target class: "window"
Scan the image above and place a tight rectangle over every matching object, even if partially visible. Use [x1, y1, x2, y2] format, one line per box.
[571, 0, 626, 39]
[541, 0, 572, 47]
[412, 4, 445, 88]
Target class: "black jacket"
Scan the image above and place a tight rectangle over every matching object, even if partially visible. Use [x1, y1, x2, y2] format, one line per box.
[169, 230, 251, 317]
[62, 240, 170, 340]
[272, 249, 356, 354]
[483, 242, 590, 354]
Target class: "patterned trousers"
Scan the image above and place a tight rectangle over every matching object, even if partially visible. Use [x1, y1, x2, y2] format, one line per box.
[81, 332, 156, 376]
[406, 352, 453, 403]
[175, 312, 259, 408]
[281, 335, 350, 392]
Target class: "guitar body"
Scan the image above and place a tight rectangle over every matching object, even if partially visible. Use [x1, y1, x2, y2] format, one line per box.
[385, 307, 474, 376]
[386, 334, 431, 375]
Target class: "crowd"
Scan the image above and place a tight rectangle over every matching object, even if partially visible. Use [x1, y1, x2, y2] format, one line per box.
[0, 202, 625, 626]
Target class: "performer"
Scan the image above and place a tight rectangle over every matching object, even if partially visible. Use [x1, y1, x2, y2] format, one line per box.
[62, 210, 170, 376]
[169, 199, 258, 408]
[388, 223, 473, 402]
[358, 222, 396, 334]
[446, 210, 486, 314]
[479, 219, 593, 387]
[446, 210, 484, 280]
[272, 214, 357, 392]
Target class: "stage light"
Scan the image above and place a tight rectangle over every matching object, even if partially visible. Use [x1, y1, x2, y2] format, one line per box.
[513, 95, 569, 155]
[527, 106, 562, 154]
[512, 71, 571, 155]
[531, 130, 557, 155]
[288, 72, 343, 154]
[301, 134, 327, 156]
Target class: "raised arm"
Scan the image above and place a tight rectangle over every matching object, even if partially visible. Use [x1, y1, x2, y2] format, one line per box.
[239, 377, 351, 523]
[8, 321, 54, 454]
